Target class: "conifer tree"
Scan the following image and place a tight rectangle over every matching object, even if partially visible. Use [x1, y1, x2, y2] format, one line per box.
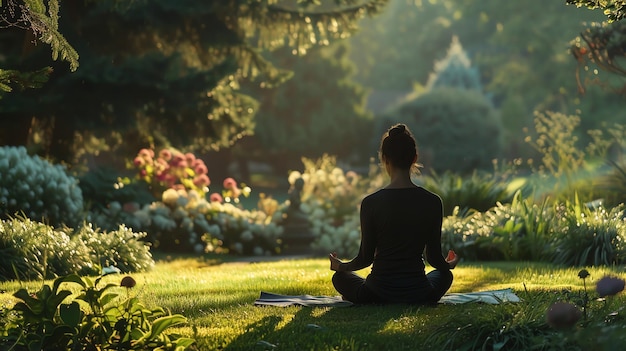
[0, 0, 388, 162]
[425, 36, 483, 92]
[0, 0, 78, 97]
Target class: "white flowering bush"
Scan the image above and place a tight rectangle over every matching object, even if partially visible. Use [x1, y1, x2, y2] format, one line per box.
[289, 155, 385, 256]
[0, 216, 92, 281]
[76, 223, 154, 273]
[0, 146, 84, 228]
[129, 188, 284, 255]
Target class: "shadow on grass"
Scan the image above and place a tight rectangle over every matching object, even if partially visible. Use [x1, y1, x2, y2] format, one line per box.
[221, 303, 445, 351]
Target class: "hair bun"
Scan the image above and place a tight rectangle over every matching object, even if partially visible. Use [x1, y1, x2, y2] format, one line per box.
[389, 124, 406, 137]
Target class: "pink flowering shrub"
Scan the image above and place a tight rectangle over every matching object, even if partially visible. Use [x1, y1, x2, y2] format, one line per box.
[132, 147, 211, 198]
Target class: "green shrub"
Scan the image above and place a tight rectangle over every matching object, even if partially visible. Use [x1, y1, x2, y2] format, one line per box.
[380, 87, 504, 175]
[551, 198, 626, 266]
[442, 191, 554, 261]
[79, 167, 156, 220]
[76, 223, 154, 273]
[0, 274, 195, 350]
[0, 217, 154, 281]
[0, 216, 94, 281]
[0, 146, 84, 228]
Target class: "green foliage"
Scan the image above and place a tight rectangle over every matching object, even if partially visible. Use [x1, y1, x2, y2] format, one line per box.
[0, 0, 388, 162]
[0, 67, 52, 97]
[525, 111, 587, 195]
[79, 166, 155, 215]
[0, 146, 84, 228]
[0, 0, 78, 99]
[596, 159, 626, 207]
[425, 36, 483, 92]
[0, 274, 195, 350]
[381, 87, 504, 174]
[442, 191, 555, 262]
[567, 0, 626, 22]
[0, 216, 153, 281]
[416, 169, 525, 216]
[244, 43, 374, 173]
[551, 197, 626, 266]
[571, 20, 626, 94]
[442, 184, 626, 266]
[0, 216, 93, 281]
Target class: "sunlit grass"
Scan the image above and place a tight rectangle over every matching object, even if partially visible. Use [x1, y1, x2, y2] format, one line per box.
[1, 256, 625, 350]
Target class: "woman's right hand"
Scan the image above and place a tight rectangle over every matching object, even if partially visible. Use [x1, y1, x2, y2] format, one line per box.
[329, 252, 342, 271]
[446, 250, 459, 269]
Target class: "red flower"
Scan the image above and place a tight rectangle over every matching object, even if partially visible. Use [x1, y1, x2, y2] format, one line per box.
[159, 149, 173, 161]
[194, 162, 208, 175]
[185, 152, 196, 165]
[193, 174, 210, 187]
[170, 154, 186, 167]
[138, 148, 154, 159]
[223, 177, 237, 190]
[210, 193, 223, 203]
[133, 156, 145, 167]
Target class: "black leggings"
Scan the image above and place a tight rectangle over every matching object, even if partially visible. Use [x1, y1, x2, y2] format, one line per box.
[332, 269, 453, 304]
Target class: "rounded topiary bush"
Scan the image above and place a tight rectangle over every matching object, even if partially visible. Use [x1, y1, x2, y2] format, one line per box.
[379, 88, 504, 175]
[0, 146, 84, 228]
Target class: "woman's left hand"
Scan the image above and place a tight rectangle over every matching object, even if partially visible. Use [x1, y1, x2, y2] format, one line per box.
[329, 252, 342, 271]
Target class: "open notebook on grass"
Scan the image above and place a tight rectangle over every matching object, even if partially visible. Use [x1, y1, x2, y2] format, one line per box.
[254, 288, 521, 307]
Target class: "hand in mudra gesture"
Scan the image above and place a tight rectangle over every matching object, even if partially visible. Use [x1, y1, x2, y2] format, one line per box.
[446, 250, 459, 269]
[329, 252, 342, 271]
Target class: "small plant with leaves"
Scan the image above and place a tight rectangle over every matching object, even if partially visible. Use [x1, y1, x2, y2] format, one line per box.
[0, 273, 196, 350]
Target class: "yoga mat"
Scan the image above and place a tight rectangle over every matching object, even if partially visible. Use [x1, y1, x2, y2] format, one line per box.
[254, 288, 520, 307]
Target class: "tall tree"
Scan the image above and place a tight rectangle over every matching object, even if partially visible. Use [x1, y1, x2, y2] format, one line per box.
[0, 0, 388, 163]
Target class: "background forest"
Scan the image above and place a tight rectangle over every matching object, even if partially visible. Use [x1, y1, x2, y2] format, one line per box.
[0, 0, 625, 259]
[1, 0, 623, 181]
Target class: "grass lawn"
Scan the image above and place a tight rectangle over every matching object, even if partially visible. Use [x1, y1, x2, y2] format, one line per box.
[1, 255, 625, 350]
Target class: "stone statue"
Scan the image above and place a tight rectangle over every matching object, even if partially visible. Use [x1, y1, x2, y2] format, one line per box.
[282, 176, 313, 254]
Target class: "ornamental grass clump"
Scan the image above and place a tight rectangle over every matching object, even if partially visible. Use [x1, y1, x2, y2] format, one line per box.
[551, 197, 626, 266]
[441, 191, 554, 261]
[0, 146, 84, 228]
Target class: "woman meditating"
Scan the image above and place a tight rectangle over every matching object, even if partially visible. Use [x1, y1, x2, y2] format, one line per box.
[329, 123, 459, 304]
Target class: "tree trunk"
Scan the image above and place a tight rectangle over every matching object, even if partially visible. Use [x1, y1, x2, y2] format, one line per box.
[47, 117, 75, 162]
[1, 114, 31, 147]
